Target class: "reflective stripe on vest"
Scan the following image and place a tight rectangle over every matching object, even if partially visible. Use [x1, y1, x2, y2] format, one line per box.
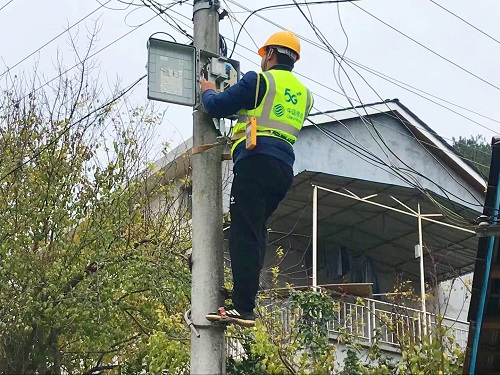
[238, 72, 302, 136]
[232, 70, 312, 153]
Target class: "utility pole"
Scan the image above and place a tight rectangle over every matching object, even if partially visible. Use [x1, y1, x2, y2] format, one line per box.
[191, 0, 225, 374]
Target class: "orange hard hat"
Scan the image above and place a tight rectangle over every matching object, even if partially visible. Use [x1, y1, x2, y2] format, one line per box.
[258, 30, 301, 61]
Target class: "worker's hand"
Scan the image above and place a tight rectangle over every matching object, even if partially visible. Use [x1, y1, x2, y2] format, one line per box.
[200, 78, 216, 93]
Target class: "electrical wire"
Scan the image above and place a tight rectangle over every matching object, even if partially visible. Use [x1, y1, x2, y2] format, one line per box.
[343, 58, 500, 135]
[312, 109, 478, 211]
[137, 0, 193, 41]
[149, 31, 177, 42]
[293, 1, 484, 209]
[222, 1, 488, 206]
[226, 0, 500, 136]
[217, 3, 487, 220]
[310, 93, 491, 171]
[220, 34, 228, 57]
[0, 0, 14, 12]
[429, 0, 500, 46]
[226, 0, 357, 59]
[221, 0, 237, 50]
[299, 2, 485, 219]
[334, 0, 350, 97]
[308, 114, 478, 226]
[160, 8, 488, 222]
[94, 0, 141, 11]
[171, 9, 493, 181]
[165, 10, 493, 172]
[0, 74, 147, 182]
[0, 0, 112, 80]
[9, 12, 159, 109]
[292, 0, 421, 184]
[351, 2, 500, 93]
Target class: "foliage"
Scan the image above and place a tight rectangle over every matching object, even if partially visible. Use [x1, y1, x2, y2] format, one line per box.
[393, 317, 465, 375]
[0, 49, 191, 373]
[226, 289, 337, 375]
[227, 281, 465, 374]
[452, 134, 492, 178]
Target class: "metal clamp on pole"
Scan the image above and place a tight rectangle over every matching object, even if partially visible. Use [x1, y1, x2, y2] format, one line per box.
[184, 309, 200, 338]
[193, 0, 220, 13]
[188, 135, 231, 160]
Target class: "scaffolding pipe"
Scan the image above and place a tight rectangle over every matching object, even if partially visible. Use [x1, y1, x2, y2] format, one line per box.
[313, 185, 318, 290]
[418, 203, 427, 336]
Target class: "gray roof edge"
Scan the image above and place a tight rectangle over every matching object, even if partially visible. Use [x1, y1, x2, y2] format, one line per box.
[305, 99, 486, 192]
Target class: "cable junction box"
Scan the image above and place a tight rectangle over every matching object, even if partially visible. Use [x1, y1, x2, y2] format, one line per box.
[146, 37, 240, 123]
[199, 50, 240, 119]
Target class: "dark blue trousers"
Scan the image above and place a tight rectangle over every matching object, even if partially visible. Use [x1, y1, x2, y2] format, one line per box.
[229, 154, 293, 313]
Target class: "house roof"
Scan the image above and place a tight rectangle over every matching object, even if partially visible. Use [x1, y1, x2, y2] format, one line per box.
[306, 99, 486, 195]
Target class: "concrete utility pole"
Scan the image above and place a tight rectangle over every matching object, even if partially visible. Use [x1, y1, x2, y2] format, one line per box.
[190, 0, 225, 374]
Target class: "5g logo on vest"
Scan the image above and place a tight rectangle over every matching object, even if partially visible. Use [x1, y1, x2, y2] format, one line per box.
[284, 88, 301, 105]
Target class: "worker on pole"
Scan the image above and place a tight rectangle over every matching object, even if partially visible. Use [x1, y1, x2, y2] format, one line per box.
[201, 30, 314, 327]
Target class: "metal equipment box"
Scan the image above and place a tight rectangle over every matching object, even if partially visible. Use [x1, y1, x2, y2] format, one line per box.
[147, 38, 196, 106]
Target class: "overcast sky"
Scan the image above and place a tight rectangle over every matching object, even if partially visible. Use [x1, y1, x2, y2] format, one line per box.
[1, 0, 500, 161]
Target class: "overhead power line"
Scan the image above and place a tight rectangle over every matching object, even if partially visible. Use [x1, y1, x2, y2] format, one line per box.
[292, 0, 484, 209]
[0, 0, 15, 12]
[217, 2, 486, 213]
[308, 116, 480, 225]
[166, 10, 493, 163]
[0, 1, 112, 80]
[222, 1, 499, 141]
[429, 0, 500, 46]
[9, 12, 159, 108]
[0, 74, 147, 182]
[226, 0, 357, 59]
[351, 2, 500, 93]
[146, 6, 487, 216]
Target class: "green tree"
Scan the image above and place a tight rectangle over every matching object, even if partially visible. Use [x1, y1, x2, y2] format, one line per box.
[452, 135, 492, 178]
[226, 257, 465, 374]
[0, 46, 191, 373]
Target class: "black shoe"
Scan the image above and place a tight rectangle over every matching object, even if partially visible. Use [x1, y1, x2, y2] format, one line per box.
[206, 306, 256, 327]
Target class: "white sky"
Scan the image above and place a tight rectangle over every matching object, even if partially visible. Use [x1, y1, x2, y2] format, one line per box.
[1, 0, 500, 161]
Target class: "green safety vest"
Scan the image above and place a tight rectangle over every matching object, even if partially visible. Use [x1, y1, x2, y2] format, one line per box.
[231, 69, 314, 154]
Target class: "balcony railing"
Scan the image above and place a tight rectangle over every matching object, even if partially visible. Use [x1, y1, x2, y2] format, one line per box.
[226, 296, 469, 358]
[328, 297, 469, 352]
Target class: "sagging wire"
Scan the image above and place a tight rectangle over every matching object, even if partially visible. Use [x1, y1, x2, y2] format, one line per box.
[225, 0, 499, 143]
[0, 74, 148, 182]
[307, 103, 478, 225]
[149, 31, 177, 42]
[162, 7, 484, 224]
[0, 0, 113, 80]
[166, 9, 490, 200]
[292, 0, 484, 211]
[221, 0, 237, 49]
[308, 110, 478, 227]
[94, 0, 141, 11]
[226, 0, 357, 59]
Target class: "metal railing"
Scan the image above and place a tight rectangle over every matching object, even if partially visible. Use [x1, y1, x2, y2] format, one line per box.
[226, 296, 469, 358]
[328, 298, 469, 352]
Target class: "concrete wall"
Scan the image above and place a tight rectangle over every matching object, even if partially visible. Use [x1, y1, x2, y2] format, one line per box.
[294, 114, 484, 211]
[430, 273, 472, 322]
